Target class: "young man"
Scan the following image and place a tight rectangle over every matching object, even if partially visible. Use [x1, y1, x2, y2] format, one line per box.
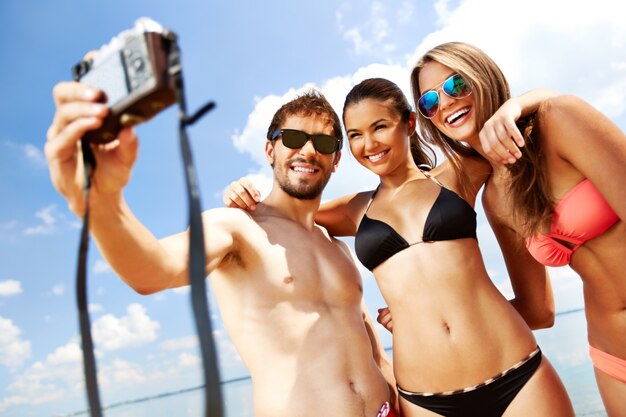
[45, 82, 396, 416]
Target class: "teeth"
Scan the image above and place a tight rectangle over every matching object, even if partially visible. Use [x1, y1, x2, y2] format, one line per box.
[368, 151, 387, 162]
[293, 166, 315, 173]
[447, 108, 469, 124]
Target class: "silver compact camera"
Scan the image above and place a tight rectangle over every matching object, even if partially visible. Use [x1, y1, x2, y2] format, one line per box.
[72, 18, 180, 143]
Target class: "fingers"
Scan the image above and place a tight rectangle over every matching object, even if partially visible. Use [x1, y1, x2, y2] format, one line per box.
[52, 81, 103, 106]
[507, 120, 525, 148]
[239, 177, 261, 201]
[47, 82, 108, 159]
[223, 177, 261, 210]
[114, 127, 139, 166]
[376, 307, 393, 333]
[480, 121, 523, 165]
[45, 116, 104, 163]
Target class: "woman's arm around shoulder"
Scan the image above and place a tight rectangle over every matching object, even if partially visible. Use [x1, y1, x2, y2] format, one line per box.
[317, 191, 374, 237]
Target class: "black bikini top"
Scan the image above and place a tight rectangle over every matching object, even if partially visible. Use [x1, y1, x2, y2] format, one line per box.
[354, 173, 477, 271]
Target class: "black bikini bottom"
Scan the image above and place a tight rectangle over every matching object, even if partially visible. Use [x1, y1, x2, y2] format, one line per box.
[397, 347, 542, 417]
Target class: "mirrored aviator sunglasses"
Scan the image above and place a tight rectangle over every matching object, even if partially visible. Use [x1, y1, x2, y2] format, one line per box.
[417, 73, 472, 119]
[271, 129, 341, 154]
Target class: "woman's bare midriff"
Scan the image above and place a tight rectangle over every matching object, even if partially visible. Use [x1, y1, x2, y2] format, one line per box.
[375, 239, 538, 392]
[569, 221, 626, 359]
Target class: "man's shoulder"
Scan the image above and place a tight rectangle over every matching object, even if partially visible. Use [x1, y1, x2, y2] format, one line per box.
[317, 225, 352, 255]
[202, 207, 258, 231]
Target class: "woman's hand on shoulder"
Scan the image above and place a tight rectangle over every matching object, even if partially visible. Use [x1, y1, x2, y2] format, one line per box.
[223, 176, 261, 211]
[480, 89, 561, 165]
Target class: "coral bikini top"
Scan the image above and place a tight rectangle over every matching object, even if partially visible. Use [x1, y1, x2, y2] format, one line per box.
[526, 179, 619, 267]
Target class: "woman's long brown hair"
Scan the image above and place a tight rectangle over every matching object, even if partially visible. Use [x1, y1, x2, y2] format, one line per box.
[509, 107, 554, 236]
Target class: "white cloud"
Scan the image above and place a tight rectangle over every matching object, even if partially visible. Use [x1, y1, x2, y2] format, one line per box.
[23, 205, 58, 236]
[336, 1, 397, 57]
[231, 90, 302, 169]
[178, 352, 201, 367]
[396, 1, 415, 24]
[51, 284, 65, 296]
[433, 0, 453, 27]
[109, 359, 146, 384]
[92, 303, 160, 351]
[153, 292, 167, 301]
[160, 335, 199, 351]
[46, 342, 82, 365]
[0, 316, 31, 371]
[171, 286, 190, 295]
[88, 303, 103, 313]
[23, 204, 80, 236]
[0, 280, 22, 297]
[2, 140, 46, 167]
[0, 341, 83, 411]
[93, 259, 112, 274]
[22, 144, 46, 166]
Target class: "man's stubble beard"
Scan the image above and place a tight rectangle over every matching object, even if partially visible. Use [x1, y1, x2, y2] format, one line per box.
[274, 159, 333, 200]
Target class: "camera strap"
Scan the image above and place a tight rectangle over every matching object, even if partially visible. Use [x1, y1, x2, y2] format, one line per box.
[172, 72, 224, 417]
[75, 50, 224, 417]
[77, 141, 103, 417]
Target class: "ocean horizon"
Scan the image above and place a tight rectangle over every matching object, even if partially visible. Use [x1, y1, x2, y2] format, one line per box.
[57, 308, 606, 417]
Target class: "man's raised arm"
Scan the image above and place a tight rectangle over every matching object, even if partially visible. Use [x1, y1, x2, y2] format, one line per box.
[45, 80, 238, 295]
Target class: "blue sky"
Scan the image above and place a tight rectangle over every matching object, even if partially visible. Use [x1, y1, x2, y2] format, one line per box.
[1, 0, 625, 416]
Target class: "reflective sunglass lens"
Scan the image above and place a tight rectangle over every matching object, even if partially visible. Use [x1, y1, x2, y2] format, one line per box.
[443, 74, 471, 98]
[418, 91, 439, 118]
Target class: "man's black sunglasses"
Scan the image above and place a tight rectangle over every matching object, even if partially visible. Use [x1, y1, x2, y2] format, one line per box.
[270, 129, 342, 154]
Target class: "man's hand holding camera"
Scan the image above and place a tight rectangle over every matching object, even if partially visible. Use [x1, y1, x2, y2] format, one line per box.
[45, 81, 138, 217]
[46, 18, 178, 217]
